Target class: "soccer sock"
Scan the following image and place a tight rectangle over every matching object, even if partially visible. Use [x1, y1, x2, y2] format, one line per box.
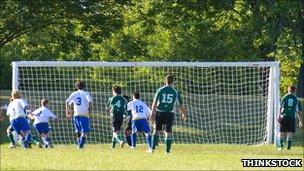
[279, 138, 284, 148]
[287, 138, 292, 150]
[125, 135, 132, 146]
[146, 134, 152, 149]
[151, 134, 159, 150]
[42, 137, 49, 145]
[24, 133, 32, 147]
[165, 137, 173, 153]
[112, 137, 116, 148]
[7, 133, 15, 145]
[79, 137, 86, 148]
[114, 134, 122, 143]
[131, 133, 137, 147]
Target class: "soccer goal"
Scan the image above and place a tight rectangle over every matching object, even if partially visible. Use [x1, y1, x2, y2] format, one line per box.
[11, 61, 280, 145]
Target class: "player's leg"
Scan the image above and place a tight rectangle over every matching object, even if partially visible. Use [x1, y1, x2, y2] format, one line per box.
[278, 117, 288, 150]
[78, 116, 90, 148]
[7, 126, 16, 148]
[152, 112, 163, 150]
[286, 132, 293, 150]
[73, 116, 82, 147]
[131, 120, 137, 148]
[40, 123, 52, 148]
[124, 119, 132, 146]
[112, 115, 124, 148]
[142, 119, 152, 150]
[287, 117, 296, 150]
[22, 118, 32, 148]
[14, 117, 31, 148]
[164, 112, 174, 153]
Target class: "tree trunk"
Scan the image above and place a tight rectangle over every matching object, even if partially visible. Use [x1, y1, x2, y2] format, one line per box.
[297, 63, 304, 98]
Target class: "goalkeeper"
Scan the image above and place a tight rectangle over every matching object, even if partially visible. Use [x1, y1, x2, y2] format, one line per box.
[278, 85, 303, 150]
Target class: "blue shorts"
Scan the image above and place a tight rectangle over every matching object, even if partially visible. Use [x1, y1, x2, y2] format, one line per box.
[74, 116, 90, 133]
[132, 119, 150, 133]
[34, 122, 50, 134]
[10, 117, 30, 133]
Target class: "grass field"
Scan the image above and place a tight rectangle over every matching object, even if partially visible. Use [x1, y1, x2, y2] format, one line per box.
[1, 143, 303, 170]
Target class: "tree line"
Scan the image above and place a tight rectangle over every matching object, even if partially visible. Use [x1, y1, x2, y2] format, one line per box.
[0, 0, 303, 96]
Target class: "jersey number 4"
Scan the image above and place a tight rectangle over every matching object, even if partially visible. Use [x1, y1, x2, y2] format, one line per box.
[115, 100, 121, 108]
[161, 94, 173, 104]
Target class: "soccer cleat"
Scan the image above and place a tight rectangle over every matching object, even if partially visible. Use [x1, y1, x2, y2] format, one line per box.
[8, 144, 16, 149]
[49, 143, 54, 148]
[120, 141, 124, 148]
[130, 146, 136, 149]
[278, 147, 282, 151]
[147, 148, 153, 154]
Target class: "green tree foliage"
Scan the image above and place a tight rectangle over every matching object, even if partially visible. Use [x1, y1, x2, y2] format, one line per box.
[0, 0, 303, 95]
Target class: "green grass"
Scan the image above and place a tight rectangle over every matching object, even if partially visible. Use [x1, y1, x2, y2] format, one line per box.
[1, 144, 303, 170]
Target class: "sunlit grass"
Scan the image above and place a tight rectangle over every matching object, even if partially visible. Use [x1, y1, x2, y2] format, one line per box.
[1, 144, 303, 170]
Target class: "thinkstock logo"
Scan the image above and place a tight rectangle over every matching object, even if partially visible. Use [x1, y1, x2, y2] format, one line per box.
[241, 159, 302, 167]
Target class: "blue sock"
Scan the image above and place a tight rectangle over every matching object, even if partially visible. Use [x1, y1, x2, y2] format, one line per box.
[24, 133, 32, 147]
[42, 137, 48, 145]
[131, 133, 137, 147]
[126, 135, 132, 146]
[79, 137, 86, 148]
[146, 135, 152, 149]
[46, 137, 51, 144]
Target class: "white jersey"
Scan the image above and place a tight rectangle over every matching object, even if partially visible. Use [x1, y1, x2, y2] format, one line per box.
[66, 90, 92, 116]
[32, 106, 57, 125]
[127, 99, 151, 120]
[6, 99, 29, 121]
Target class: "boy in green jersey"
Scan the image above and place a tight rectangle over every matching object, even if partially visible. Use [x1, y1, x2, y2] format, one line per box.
[150, 75, 187, 153]
[107, 85, 127, 148]
[278, 85, 303, 150]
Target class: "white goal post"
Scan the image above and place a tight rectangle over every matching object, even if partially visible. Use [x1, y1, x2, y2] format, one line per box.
[11, 61, 280, 145]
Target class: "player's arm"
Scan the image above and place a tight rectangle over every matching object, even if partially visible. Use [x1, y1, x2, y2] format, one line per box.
[88, 102, 92, 114]
[66, 94, 74, 118]
[151, 90, 160, 122]
[151, 99, 157, 123]
[177, 92, 187, 121]
[87, 93, 93, 114]
[105, 97, 112, 114]
[65, 102, 72, 118]
[178, 106, 187, 121]
[27, 112, 35, 120]
[296, 100, 303, 128]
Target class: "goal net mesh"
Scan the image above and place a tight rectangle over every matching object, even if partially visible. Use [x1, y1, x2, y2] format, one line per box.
[15, 62, 272, 145]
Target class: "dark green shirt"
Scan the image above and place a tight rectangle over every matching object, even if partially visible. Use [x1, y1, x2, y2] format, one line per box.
[281, 93, 302, 117]
[107, 95, 127, 115]
[153, 85, 183, 113]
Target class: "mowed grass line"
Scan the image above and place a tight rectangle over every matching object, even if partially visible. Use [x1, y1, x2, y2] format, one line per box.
[0, 144, 303, 170]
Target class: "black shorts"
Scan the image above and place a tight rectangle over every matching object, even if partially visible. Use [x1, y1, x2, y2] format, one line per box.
[155, 111, 174, 132]
[112, 114, 123, 132]
[279, 116, 295, 133]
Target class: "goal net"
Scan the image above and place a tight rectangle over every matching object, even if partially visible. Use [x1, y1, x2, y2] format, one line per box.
[11, 61, 280, 145]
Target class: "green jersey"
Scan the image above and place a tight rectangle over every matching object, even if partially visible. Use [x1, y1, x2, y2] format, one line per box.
[280, 93, 302, 117]
[153, 85, 183, 113]
[107, 95, 127, 115]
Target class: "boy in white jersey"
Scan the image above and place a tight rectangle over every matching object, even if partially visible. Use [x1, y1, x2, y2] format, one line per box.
[29, 99, 58, 148]
[6, 90, 32, 148]
[66, 80, 92, 149]
[127, 92, 152, 152]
